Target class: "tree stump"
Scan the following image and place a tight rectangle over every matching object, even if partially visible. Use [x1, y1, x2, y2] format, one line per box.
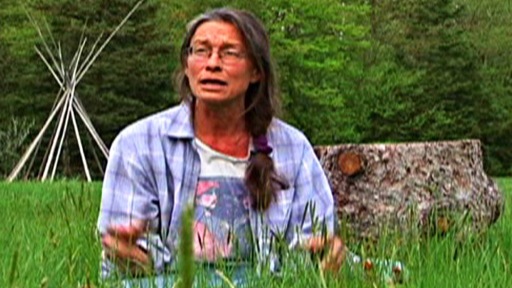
[314, 139, 504, 240]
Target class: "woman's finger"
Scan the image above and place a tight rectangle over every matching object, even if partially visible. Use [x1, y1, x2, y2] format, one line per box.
[304, 235, 347, 272]
[321, 237, 346, 272]
[102, 233, 150, 265]
[106, 220, 147, 243]
[310, 236, 346, 272]
[305, 236, 328, 253]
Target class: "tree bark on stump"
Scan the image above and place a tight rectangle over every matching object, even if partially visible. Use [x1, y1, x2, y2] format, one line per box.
[314, 139, 504, 240]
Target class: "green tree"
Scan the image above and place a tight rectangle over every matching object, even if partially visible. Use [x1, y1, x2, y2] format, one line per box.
[458, 0, 512, 174]
[363, 0, 492, 141]
[0, 39, 10, 100]
[0, 0, 48, 126]
[262, 0, 370, 144]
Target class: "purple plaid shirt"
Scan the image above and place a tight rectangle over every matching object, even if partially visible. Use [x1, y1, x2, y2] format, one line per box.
[97, 102, 334, 276]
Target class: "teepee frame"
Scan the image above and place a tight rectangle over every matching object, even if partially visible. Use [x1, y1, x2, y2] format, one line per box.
[8, 1, 143, 182]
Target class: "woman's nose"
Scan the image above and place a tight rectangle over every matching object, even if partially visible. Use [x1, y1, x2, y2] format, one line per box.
[205, 51, 222, 70]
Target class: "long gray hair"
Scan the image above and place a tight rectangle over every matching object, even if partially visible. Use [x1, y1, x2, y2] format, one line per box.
[175, 8, 287, 210]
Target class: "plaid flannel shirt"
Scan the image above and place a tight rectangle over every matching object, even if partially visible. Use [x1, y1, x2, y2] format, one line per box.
[97, 102, 334, 277]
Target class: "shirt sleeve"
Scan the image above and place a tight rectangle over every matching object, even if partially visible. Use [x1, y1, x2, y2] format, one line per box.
[97, 131, 160, 233]
[96, 131, 168, 278]
[287, 137, 335, 248]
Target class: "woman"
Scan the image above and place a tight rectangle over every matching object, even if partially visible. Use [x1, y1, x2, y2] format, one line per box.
[97, 7, 345, 285]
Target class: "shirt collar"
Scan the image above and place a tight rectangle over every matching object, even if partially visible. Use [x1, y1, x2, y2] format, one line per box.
[165, 102, 275, 153]
[164, 102, 195, 139]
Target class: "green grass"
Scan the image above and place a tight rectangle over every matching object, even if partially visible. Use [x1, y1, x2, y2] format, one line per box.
[0, 182, 102, 288]
[0, 179, 511, 287]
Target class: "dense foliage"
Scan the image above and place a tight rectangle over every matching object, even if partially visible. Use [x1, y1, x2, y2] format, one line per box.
[0, 0, 511, 178]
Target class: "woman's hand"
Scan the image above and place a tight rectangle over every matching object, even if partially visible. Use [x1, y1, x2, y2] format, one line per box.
[102, 220, 152, 275]
[304, 235, 347, 272]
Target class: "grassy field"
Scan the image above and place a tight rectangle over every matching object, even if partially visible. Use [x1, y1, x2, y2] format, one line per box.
[0, 179, 511, 287]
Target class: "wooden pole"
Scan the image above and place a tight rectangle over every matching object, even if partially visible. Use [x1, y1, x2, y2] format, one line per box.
[7, 96, 66, 182]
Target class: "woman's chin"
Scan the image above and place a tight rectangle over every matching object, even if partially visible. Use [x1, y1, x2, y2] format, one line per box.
[196, 95, 242, 107]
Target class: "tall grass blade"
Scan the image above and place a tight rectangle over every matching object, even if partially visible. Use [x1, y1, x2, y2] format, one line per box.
[8, 249, 19, 286]
[214, 270, 236, 288]
[177, 204, 195, 288]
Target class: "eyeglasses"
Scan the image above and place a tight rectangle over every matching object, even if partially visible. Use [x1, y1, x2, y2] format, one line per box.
[187, 45, 247, 65]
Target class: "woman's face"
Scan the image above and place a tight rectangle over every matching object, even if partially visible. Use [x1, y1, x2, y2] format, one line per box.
[185, 21, 260, 107]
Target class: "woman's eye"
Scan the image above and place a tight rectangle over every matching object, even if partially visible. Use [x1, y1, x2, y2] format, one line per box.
[194, 47, 210, 56]
[223, 50, 240, 57]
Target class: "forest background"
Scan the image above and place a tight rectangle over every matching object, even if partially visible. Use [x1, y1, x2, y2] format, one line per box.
[1, 0, 511, 179]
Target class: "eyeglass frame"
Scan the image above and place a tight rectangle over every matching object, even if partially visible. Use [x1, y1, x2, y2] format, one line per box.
[186, 44, 248, 65]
